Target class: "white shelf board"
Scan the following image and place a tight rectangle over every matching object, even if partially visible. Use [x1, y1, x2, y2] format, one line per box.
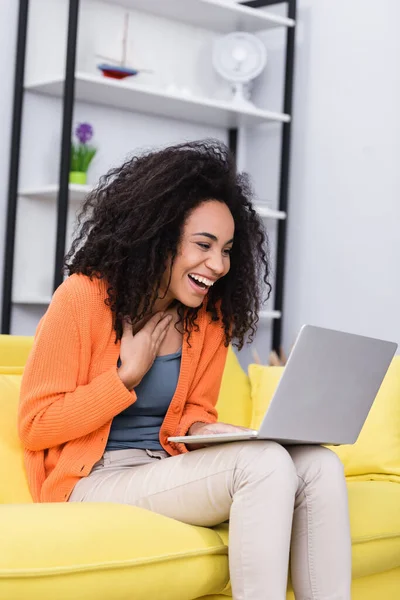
[255, 205, 286, 220]
[13, 295, 52, 305]
[26, 73, 291, 129]
[259, 310, 281, 320]
[13, 298, 282, 319]
[103, 0, 295, 32]
[19, 184, 287, 222]
[19, 183, 92, 202]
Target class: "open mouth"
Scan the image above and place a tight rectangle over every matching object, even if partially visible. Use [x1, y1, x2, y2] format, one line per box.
[188, 274, 212, 293]
[188, 274, 208, 289]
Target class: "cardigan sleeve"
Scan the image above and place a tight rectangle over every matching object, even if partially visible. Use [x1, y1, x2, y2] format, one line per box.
[18, 280, 135, 451]
[176, 324, 228, 437]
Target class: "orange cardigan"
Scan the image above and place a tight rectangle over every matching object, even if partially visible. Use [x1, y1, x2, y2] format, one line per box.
[18, 274, 228, 503]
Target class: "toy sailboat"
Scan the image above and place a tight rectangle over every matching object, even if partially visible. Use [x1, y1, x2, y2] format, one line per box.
[97, 13, 152, 80]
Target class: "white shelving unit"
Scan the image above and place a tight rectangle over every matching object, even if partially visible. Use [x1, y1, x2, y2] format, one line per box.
[103, 0, 295, 32]
[5, 0, 295, 347]
[18, 184, 287, 221]
[26, 73, 290, 129]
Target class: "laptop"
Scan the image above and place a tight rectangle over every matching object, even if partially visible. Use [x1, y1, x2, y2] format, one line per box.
[168, 325, 398, 447]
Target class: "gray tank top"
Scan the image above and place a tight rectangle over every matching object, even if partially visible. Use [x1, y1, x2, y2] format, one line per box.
[106, 348, 182, 451]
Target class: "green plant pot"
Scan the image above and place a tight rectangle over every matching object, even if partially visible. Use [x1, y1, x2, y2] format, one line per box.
[69, 171, 87, 185]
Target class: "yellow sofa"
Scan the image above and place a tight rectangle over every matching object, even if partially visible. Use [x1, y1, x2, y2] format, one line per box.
[0, 334, 399, 599]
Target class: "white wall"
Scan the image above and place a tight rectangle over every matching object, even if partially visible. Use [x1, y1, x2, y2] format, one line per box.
[281, 0, 400, 354]
[1, 0, 399, 361]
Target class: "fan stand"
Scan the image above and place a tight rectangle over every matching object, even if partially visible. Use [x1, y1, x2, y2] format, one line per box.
[230, 81, 255, 109]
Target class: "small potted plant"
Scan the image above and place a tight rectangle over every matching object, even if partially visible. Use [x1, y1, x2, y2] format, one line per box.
[69, 122, 97, 185]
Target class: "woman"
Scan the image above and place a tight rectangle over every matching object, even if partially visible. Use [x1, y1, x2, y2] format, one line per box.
[19, 140, 351, 600]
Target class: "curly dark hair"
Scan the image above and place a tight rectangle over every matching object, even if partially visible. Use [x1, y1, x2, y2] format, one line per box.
[65, 139, 271, 349]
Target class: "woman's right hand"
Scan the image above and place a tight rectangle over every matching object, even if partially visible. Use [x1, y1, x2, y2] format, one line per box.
[117, 312, 173, 390]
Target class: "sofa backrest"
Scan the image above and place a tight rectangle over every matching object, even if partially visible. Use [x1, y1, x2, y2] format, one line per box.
[0, 334, 34, 368]
[2, 332, 400, 501]
[0, 335, 253, 504]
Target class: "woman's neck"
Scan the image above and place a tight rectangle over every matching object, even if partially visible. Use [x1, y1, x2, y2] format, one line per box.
[152, 299, 172, 314]
[152, 292, 178, 314]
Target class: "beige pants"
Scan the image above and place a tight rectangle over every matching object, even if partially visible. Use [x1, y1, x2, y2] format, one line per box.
[69, 441, 351, 600]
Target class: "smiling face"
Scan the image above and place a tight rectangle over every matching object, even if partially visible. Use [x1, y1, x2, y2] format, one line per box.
[160, 200, 235, 308]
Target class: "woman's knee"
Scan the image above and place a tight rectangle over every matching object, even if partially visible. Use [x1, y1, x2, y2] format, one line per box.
[312, 446, 345, 477]
[318, 447, 347, 489]
[290, 445, 346, 489]
[234, 441, 297, 490]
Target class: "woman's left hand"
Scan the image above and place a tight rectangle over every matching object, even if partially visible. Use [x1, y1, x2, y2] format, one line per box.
[187, 421, 256, 449]
[189, 422, 253, 436]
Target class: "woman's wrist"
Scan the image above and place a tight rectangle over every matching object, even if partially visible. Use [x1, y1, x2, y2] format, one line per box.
[117, 366, 138, 391]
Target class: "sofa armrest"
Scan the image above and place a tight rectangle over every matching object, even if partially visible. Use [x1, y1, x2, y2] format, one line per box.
[0, 335, 34, 368]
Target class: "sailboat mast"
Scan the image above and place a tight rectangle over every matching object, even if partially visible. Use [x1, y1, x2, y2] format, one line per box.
[122, 12, 129, 67]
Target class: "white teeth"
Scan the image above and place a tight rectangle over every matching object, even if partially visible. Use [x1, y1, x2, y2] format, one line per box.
[189, 274, 214, 286]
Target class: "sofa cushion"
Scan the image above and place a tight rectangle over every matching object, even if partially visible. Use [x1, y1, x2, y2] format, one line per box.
[0, 373, 32, 503]
[332, 357, 400, 483]
[0, 503, 229, 600]
[216, 347, 252, 428]
[248, 358, 400, 483]
[348, 481, 400, 578]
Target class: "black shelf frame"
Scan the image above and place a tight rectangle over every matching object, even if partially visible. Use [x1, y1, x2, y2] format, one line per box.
[2, 0, 296, 354]
[242, 0, 296, 353]
[1, 0, 29, 334]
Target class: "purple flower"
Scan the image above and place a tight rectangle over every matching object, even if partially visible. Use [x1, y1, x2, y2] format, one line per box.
[75, 122, 93, 144]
